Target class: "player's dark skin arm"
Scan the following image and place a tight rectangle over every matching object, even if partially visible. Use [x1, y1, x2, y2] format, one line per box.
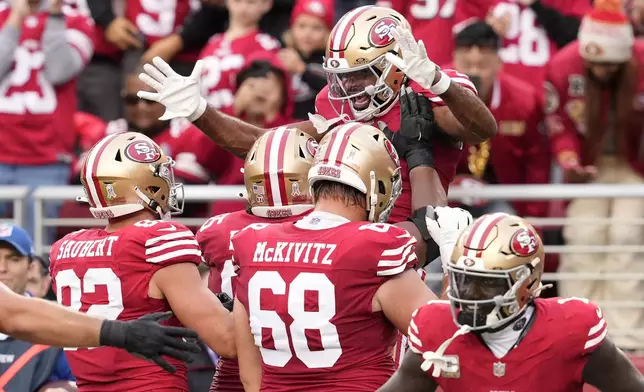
[583, 336, 644, 392]
[377, 350, 438, 392]
[193, 108, 317, 158]
[432, 73, 498, 145]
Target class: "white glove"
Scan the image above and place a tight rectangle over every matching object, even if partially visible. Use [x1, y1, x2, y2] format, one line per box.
[137, 57, 208, 122]
[384, 26, 450, 95]
[425, 206, 473, 268]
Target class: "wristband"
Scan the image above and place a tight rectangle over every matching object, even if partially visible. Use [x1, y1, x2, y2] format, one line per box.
[99, 320, 126, 348]
[429, 71, 451, 95]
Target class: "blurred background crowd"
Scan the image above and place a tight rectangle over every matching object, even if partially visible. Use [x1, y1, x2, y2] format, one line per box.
[1, 0, 644, 389]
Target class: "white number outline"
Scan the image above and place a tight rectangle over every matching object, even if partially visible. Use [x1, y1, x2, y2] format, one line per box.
[495, 3, 550, 67]
[137, 0, 178, 37]
[409, 0, 457, 20]
[248, 271, 342, 368]
[0, 45, 57, 115]
[55, 268, 124, 350]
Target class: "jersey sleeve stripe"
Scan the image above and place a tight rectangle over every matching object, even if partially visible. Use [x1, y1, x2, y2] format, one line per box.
[376, 254, 417, 276]
[584, 325, 608, 350]
[66, 29, 94, 62]
[146, 248, 202, 264]
[381, 237, 416, 256]
[409, 318, 420, 335]
[145, 231, 194, 246]
[145, 239, 200, 255]
[409, 345, 423, 354]
[588, 318, 605, 336]
[378, 243, 416, 267]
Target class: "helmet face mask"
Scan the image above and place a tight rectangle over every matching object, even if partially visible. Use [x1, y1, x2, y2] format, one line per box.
[323, 6, 409, 122]
[446, 214, 546, 332]
[447, 262, 535, 331]
[326, 56, 398, 121]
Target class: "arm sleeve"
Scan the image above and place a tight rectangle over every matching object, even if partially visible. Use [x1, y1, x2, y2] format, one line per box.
[0, 24, 20, 80]
[42, 15, 95, 85]
[518, 93, 550, 217]
[544, 65, 582, 166]
[86, 0, 115, 29]
[179, 5, 228, 52]
[529, 1, 583, 49]
[559, 298, 607, 356]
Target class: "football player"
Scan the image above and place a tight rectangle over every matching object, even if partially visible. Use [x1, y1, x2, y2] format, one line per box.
[0, 283, 200, 372]
[49, 132, 234, 391]
[232, 123, 449, 392]
[136, 5, 498, 221]
[196, 126, 317, 392]
[378, 214, 644, 392]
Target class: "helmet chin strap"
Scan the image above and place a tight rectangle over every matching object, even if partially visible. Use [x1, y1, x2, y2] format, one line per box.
[421, 325, 471, 377]
[134, 186, 167, 220]
[367, 171, 377, 222]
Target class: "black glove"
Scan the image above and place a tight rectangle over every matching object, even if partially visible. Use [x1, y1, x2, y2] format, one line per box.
[216, 293, 234, 312]
[378, 86, 435, 170]
[100, 311, 201, 373]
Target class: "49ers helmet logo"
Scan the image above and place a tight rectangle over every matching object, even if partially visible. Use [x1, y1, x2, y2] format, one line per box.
[124, 141, 161, 163]
[510, 228, 538, 257]
[369, 17, 399, 48]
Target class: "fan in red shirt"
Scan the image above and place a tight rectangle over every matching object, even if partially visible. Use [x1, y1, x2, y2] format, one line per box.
[199, 0, 281, 109]
[483, 0, 591, 94]
[544, 0, 644, 350]
[196, 127, 316, 392]
[448, 21, 549, 218]
[374, 0, 494, 67]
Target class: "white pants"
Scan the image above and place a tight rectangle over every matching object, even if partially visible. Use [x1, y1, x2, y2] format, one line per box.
[560, 157, 644, 349]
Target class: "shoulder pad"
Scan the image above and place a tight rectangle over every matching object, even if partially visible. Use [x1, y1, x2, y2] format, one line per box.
[354, 223, 418, 277]
[129, 220, 201, 266]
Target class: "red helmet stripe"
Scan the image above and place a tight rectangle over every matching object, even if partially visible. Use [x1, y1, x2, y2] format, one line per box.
[84, 134, 119, 208]
[464, 213, 508, 258]
[329, 6, 372, 59]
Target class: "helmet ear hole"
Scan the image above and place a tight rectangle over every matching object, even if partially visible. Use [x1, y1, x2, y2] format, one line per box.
[115, 150, 122, 162]
[378, 180, 386, 195]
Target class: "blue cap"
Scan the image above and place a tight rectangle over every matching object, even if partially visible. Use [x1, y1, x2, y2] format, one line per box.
[0, 224, 34, 257]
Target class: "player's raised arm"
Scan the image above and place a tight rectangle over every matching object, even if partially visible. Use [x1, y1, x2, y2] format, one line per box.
[386, 26, 497, 144]
[0, 283, 200, 372]
[137, 57, 316, 158]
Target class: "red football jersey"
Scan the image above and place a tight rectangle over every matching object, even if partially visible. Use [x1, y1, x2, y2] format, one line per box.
[314, 70, 476, 223]
[199, 30, 281, 109]
[0, 6, 95, 165]
[376, 0, 493, 67]
[196, 209, 312, 392]
[233, 212, 419, 391]
[49, 220, 201, 391]
[408, 298, 607, 391]
[544, 40, 644, 177]
[489, 0, 591, 93]
[456, 72, 549, 217]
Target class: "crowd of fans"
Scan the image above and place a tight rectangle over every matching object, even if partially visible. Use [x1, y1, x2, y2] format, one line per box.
[0, 0, 644, 389]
